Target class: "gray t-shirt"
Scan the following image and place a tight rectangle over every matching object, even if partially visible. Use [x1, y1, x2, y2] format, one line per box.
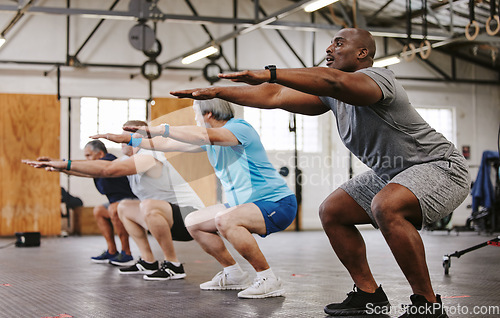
[126, 149, 204, 210]
[319, 67, 455, 181]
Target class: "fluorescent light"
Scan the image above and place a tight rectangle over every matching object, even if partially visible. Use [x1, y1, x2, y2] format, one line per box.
[373, 56, 401, 67]
[181, 46, 219, 65]
[0, 36, 5, 48]
[304, 0, 339, 13]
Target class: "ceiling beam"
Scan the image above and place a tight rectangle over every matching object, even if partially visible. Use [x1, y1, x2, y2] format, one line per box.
[0, 4, 452, 40]
[160, 0, 324, 67]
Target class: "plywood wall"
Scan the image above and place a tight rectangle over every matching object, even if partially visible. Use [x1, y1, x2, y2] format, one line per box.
[0, 94, 60, 236]
[150, 98, 217, 207]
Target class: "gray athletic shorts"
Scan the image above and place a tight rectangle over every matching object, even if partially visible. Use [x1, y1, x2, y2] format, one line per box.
[340, 150, 471, 230]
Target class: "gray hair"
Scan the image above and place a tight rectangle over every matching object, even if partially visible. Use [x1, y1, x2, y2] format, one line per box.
[123, 120, 148, 127]
[85, 140, 108, 154]
[196, 99, 234, 121]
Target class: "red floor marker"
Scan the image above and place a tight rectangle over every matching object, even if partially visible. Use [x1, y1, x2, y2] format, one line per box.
[291, 274, 308, 277]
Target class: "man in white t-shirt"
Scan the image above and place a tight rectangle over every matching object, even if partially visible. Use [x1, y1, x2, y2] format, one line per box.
[24, 120, 204, 281]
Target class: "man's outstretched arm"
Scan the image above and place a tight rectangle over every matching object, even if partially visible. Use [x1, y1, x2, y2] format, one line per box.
[91, 132, 206, 153]
[23, 155, 157, 178]
[171, 67, 382, 112]
[171, 81, 330, 116]
[121, 125, 240, 147]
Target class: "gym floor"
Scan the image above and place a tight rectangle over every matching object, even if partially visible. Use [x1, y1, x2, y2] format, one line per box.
[1, 229, 499, 318]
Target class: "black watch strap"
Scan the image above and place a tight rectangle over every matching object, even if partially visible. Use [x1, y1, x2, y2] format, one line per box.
[265, 65, 277, 83]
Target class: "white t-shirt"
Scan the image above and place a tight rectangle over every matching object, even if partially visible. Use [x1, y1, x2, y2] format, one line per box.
[126, 149, 204, 210]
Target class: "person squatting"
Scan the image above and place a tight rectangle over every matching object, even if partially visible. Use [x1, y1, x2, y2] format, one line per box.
[24, 28, 469, 318]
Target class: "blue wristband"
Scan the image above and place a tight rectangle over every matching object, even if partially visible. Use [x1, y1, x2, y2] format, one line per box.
[127, 133, 143, 147]
[162, 124, 170, 138]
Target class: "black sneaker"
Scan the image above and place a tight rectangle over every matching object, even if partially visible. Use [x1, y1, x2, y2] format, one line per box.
[119, 258, 158, 275]
[324, 285, 390, 316]
[143, 261, 186, 281]
[398, 294, 448, 318]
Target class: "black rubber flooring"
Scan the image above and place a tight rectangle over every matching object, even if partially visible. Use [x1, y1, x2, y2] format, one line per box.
[1, 230, 499, 317]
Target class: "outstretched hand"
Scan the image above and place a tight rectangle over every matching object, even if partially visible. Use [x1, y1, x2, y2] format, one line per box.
[36, 156, 55, 162]
[170, 87, 219, 100]
[90, 133, 131, 144]
[218, 70, 269, 85]
[21, 159, 66, 171]
[170, 70, 269, 100]
[122, 125, 163, 138]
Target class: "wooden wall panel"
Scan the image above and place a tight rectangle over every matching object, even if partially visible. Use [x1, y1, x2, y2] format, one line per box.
[0, 94, 60, 236]
[150, 98, 217, 207]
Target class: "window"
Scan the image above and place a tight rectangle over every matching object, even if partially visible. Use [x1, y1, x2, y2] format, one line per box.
[243, 108, 321, 152]
[415, 107, 456, 145]
[80, 97, 147, 149]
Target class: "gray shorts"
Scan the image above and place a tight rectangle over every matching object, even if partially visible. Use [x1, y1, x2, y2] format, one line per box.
[340, 150, 471, 229]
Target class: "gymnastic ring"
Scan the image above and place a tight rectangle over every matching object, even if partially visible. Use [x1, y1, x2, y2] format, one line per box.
[465, 20, 480, 40]
[402, 43, 416, 62]
[486, 15, 500, 36]
[419, 40, 432, 59]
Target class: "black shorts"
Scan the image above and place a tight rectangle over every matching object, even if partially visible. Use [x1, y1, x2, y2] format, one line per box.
[170, 204, 196, 242]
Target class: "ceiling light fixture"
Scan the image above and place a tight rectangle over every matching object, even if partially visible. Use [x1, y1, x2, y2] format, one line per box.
[373, 56, 401, 68]
[181, 46, 219, 65]
[0, 36, 6, 48]
[304, 0, 340, 13]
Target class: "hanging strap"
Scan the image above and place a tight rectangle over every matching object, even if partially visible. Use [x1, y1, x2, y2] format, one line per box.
[406, 0, 412, 43]
[422, 0, 427, 39]
[469, 0, 475, 22]
[419, 0, 431, 59]
[403, 0, 416, 61]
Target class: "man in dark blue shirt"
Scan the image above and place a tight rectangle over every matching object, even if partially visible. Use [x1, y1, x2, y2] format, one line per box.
[83, 140, 137, 265]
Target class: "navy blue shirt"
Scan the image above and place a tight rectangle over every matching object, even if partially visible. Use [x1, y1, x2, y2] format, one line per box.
[93, 153, 137, 203]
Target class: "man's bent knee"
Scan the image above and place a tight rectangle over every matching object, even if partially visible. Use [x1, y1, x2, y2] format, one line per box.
[140, 200, 171, 218]
[214, 212, 233, 236]
[93, 205, 108, 218]
[184, 213, 196, 228]
[372, 194, 422, 230]
[117, 200, 136, 219]
[109, 210, 118, 221]
[319, 199, 346, 227]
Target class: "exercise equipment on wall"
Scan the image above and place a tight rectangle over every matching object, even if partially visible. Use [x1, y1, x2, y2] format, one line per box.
[419, 0, 432, 59]
[465, 0, 480, 40]
[402, 0, 416, 62]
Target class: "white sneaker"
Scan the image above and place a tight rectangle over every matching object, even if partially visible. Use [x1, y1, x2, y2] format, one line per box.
[200, 270, 251, 290]
[237, 276, 285, 299]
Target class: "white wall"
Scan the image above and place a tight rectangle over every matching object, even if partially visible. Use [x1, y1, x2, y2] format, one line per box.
[1, 1, 499, 228]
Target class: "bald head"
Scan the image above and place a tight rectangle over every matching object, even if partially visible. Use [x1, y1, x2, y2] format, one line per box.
[326, 28, 377, 71]
[349, 28, 376, 59]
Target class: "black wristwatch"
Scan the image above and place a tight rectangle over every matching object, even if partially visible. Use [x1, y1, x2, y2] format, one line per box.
[265, 65, 277, 83]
